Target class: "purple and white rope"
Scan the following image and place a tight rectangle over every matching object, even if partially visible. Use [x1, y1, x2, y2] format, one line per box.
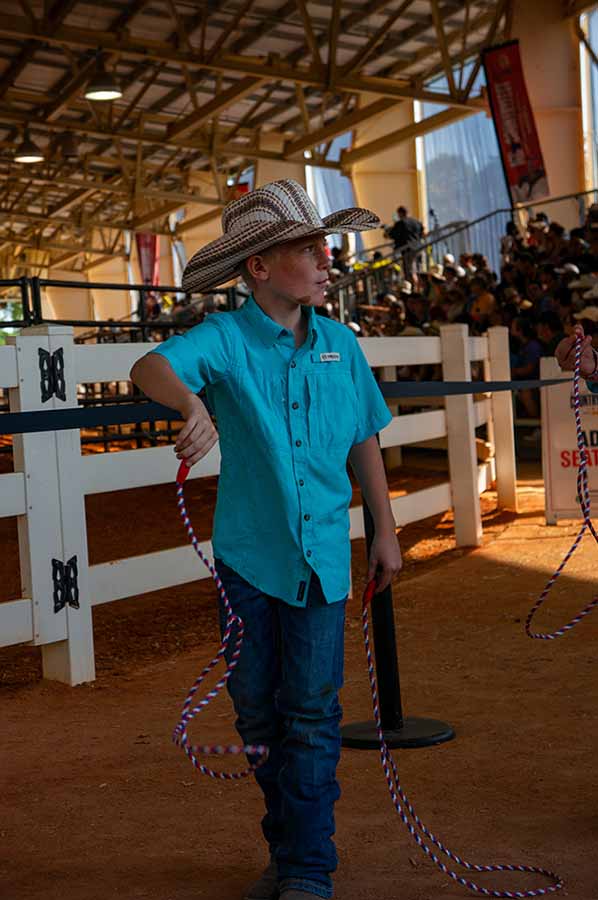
[361, 581, 563, 897]
[171, 461, 268, 779]
[526, 330, 598, 639]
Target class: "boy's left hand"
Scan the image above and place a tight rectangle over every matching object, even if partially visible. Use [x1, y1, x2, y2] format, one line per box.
[367, 530, 403, 593]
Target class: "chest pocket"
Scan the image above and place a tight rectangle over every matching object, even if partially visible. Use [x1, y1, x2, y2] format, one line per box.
[306, 366, 358, 449]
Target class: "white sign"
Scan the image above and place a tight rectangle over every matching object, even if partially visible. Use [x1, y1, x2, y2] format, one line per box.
[541, 356, 598, 524]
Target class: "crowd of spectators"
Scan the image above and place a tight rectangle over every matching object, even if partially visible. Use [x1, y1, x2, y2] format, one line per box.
[315, 203, 598, 419]
[102, 203, 598, 418]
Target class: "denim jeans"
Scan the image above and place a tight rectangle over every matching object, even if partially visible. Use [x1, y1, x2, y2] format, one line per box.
[214, 558, 347, 899]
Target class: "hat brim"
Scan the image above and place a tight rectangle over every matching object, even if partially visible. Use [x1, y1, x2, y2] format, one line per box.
[182, 208, 380, 294]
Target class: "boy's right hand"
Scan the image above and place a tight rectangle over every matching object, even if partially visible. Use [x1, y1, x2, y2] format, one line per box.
[174, 394, 219, 468]
[555, 325, 596, 376]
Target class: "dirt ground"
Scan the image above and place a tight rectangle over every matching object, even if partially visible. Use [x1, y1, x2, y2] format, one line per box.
[1, 452, 597, 900]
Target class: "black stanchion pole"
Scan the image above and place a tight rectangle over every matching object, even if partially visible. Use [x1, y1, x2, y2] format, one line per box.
[30, 276, 42, 325]
[341, 436, 456, 750]
[19, 276, 33, 326]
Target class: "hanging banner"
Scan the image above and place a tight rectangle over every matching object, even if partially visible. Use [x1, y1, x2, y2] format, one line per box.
[226, 181, 250, 202]
[482, 40, 549, 204]
[135, 233, 160, 286]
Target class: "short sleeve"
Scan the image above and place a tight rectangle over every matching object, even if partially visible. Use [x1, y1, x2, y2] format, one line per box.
[148, 315, 232, 393]
[349, 333, 393, 445]
[587, 380, 598, 393]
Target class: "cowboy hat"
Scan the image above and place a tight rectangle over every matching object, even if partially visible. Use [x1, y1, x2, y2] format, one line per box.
[569, 274, 598, 290]
[181, 179, 380, 294]
[428, 263, 445, 281]
[574, 305, 598, 322]
[554, 263, 580, 275]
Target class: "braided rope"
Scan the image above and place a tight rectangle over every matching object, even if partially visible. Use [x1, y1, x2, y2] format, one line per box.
[172, 461, 268, 779]
[361, 581, 563, 897]
[526, 330, 598, 639]
[171, 405, 573, 895]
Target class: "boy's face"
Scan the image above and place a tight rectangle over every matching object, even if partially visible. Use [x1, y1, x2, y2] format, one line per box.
[246, 234, 331, 307]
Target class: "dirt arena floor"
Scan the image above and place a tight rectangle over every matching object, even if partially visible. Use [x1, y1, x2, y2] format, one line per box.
[1, 451, 597, 900]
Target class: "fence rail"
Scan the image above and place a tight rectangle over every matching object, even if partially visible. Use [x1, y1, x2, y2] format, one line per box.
[0, 323, 516, 685]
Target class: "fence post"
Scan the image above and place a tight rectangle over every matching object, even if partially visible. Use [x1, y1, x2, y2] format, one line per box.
[487, 326, 518, 511]
[8, 325, 95, 685]
[440, 324, 482, 547]
[46, 325, 95, 684]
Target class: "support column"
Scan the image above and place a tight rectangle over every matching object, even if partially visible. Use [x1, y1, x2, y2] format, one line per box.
[512, 0, 584, 227]
[87, 254, 132, 321]
[349, 99, 424, 252]
[44, 270, 94, 333]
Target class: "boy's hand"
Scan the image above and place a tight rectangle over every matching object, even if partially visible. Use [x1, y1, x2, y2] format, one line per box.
[555, 325, 595, 376]
[368, 530, 403, 594]
[174, 394, 219, 468]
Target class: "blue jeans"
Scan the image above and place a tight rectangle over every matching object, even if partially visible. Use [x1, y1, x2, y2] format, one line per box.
[214, 558, 347, 899]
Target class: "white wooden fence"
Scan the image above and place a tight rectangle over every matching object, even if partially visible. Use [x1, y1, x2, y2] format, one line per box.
[0, 323, 516, 685]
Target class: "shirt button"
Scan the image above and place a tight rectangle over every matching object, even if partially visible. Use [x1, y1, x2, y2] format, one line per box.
[306, 550, 312, 557]
[304, 513, 311, 521]
[295, 439, 302, 447]
[290, 361, 296, 368]
[299, 479, 305, 486]
[292, 402, 299, 410]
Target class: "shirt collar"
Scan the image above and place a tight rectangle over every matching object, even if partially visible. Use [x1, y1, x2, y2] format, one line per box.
[243, 294, 319, 350]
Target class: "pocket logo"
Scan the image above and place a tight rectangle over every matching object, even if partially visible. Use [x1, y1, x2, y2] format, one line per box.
[319, 352, 341, 362]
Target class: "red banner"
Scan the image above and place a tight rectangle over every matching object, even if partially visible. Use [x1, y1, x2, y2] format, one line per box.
[226, 181, 250, 202]
[135, 233, 160, 286]
[482, 41, 549, 204]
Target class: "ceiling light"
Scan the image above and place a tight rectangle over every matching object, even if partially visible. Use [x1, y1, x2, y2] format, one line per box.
[14, 130, 44, 164]
[84, 61, 122, 101]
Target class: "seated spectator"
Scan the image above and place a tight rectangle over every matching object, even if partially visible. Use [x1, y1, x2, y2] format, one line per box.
[500, 221, 522, 265]
[472, 253, 491, 273]
[405, 291, 429, 330]
[537, 264, 558, 312]
[510, 316, 542, 417]
[331, 246, 349, 273]
[537, 311, 565, 356]
[468, 275, 496, 330]
[442, 287, 464, 320]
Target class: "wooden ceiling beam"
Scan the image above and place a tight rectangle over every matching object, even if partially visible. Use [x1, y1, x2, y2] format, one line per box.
[242, 0, 471, 133]
[340, 106, 477, 167]
[166, 76, 265, 141]
[0, 233, 126, 257]
[0, 18, 485, 108]
[430, 0, 458, 97]
[339, 0, 416, 78]
[284, 96, 399, 158]
[0, 206, 171, 234]
[0, 173, 219, 206]
[0, 108, 346, 166]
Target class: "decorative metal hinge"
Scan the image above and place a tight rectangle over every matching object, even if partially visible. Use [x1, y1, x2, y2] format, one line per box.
[39, 348, 66, 402]
[52, 556, 80, 613]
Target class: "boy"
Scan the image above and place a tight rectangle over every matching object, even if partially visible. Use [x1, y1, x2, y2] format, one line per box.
[130, 179, 402, 900]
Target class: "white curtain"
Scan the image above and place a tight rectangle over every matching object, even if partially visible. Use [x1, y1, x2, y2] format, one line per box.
[423, 65, 511, 272]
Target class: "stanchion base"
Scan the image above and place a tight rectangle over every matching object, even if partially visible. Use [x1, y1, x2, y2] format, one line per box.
[341, 716, 455, 749]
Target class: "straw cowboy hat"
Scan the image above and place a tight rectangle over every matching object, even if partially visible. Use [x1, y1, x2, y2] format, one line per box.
[181, 179, 380, 294]
[574, 305, 598, 322]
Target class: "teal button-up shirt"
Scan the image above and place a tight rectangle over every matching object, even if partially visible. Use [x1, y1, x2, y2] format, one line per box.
[150, 295, 392, 606]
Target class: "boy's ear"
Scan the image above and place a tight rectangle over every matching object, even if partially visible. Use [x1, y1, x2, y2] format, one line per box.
[246, 252, 272, 283]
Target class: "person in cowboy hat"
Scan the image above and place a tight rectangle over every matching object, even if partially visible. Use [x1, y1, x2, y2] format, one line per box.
[130, 179, 402, 900]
